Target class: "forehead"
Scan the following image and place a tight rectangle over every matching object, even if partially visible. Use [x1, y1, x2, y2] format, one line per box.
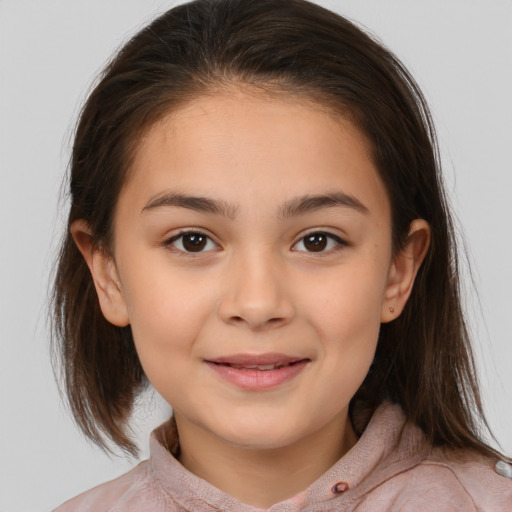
[122, 90, 389, 218]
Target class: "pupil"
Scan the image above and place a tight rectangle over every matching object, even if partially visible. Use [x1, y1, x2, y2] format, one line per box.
[183, 234, 206, 252]
[305, 233, 327, 252]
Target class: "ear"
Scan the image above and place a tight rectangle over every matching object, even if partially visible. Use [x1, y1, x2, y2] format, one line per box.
[71, 220, 130, 327]
[380, 219, 430, 323]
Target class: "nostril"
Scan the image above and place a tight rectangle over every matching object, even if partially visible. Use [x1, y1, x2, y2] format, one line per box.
[228, 314, 287, 324]
[268, 317, 286, 325]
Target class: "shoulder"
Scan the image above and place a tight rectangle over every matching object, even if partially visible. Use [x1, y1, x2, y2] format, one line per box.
[344, 402, 512, 511]
[371, 449, 512, 511]
[53, 460, 173, 512]
[419, 449, 512, 510]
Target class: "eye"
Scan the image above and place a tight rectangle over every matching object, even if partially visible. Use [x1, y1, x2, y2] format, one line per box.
[292, 232, 346, 253]
[166, 231, 218, 253]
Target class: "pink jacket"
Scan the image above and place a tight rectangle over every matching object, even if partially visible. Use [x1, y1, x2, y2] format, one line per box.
[54, 403, 512, 511]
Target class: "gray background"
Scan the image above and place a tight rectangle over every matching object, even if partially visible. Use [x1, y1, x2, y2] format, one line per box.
[1, 1, 511, 511]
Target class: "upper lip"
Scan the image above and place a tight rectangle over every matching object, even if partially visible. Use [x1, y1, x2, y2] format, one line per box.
[205, 353, 309, 366]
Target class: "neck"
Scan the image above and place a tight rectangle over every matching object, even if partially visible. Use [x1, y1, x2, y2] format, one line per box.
[175, 411, 357, 508]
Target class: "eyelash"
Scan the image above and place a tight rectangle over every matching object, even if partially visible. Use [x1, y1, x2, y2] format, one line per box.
[164, 230, 219, 255]
[292, 232, 347, 253]
[164, 230, 347, 255]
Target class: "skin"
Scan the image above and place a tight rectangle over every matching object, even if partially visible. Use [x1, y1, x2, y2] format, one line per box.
[73, 89, 430, 507]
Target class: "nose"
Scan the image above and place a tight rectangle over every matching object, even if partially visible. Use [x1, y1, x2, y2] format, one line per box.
[218, 251, 295, 331]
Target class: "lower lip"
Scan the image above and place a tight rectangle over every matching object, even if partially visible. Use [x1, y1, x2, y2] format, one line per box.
[205, 360, 309, 390]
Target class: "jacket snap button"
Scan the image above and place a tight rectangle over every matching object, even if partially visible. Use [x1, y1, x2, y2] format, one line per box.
[495, 460, 512, 479]
[331, 481, 349, 494]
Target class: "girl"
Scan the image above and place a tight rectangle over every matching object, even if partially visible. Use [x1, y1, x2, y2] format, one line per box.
[52, 0, 512, 510]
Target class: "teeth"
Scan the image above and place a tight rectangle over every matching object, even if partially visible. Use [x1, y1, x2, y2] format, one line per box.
[216, 361, 299, 370]
[257, 364, 277, 370]
[226, 363, 288, 370]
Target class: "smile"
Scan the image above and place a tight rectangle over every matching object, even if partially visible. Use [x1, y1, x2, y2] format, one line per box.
[213, 361, 300, 371]
[204, 354, 310, 390]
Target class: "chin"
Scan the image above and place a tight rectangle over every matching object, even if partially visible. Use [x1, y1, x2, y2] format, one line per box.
[210, 415, 310, 451]
[222, 430, 299, 451]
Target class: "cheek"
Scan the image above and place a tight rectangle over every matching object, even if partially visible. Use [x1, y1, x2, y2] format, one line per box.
[295, 259, 387, 383]
[298, 261, 387, 338]
[120, 269, 216, 388]
[309, 291, 381, 414]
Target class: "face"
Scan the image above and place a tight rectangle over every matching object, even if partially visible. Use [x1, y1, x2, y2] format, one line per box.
[90, 90, 416, 451]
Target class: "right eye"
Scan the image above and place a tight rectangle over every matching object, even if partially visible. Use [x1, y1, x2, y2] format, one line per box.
[165, 231, 218, 254]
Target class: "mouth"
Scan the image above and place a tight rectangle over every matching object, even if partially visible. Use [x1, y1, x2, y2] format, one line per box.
[208, 360, 306, 371]
[204, 354, 310, 390]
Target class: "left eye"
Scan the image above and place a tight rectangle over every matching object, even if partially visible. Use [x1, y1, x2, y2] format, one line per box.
[166, 232, 218, 253]
[292, 232, 345, 253]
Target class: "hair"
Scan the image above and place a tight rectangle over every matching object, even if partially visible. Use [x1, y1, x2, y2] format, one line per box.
[52, 0, 500, 458]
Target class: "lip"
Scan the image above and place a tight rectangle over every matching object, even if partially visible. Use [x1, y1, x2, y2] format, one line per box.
[204, 353, 310, 390]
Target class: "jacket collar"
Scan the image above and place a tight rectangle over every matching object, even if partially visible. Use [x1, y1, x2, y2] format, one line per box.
[149, 402, 430, 511]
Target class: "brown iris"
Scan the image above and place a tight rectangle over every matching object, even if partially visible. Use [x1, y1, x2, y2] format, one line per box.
[303, 233, 328, 252]
[182, 233, 208, 252]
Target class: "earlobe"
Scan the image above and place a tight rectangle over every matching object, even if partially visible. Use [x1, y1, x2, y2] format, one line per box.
[70, 220, 130, 327]
[381, 219, 430, 323]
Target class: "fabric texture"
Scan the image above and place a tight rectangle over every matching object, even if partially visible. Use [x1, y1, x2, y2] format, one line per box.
[54, 403, 512, 511]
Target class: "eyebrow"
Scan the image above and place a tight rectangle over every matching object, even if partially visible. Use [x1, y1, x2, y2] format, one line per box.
[142, 192, 239, 219]
[278, 192, 369, 218]
[141, 191, 368, 218]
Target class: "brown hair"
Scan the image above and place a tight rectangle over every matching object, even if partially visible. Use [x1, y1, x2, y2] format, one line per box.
[52, 0, 500, 457]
